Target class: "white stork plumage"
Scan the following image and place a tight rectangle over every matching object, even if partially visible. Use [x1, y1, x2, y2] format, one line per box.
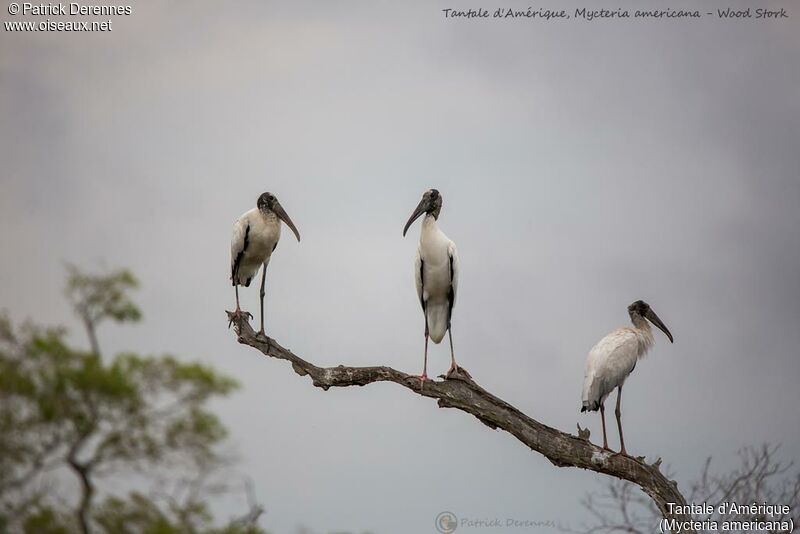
[229, 192, 300, 336]
[581, 300, 673, 455]
[402, 189, 461, 386]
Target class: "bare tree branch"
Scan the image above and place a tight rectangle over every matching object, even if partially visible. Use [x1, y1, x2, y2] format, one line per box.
[67, 433, 96, 534]
[228, 312, 695, 531]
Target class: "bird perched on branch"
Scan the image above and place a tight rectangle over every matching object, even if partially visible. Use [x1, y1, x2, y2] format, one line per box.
[229, 192, 300, 336]
[581, 300, 673, 455]
[402, 189, 461, 387]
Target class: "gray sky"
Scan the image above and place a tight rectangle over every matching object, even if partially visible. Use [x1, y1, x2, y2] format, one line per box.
[1, 1, 799, 533]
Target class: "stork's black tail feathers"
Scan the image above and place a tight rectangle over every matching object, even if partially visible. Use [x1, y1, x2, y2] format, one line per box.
[581, 401, 600, 413]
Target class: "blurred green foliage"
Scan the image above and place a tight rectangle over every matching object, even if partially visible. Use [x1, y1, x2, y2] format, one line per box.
[0, 266, 266, 534]
[65, 265, 142, 326]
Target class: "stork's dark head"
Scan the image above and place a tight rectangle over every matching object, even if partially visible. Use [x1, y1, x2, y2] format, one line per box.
[628, 300, 673, 343]
[257, 192, 277, 211]
[402, 189, 443, 237]
[627, 300, 650, 317]
[256, 192, 301, 242]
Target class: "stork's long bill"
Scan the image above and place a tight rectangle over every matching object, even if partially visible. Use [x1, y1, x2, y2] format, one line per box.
[644, 308, 673, 343]
[274, 202, 301, 242]
[402, 197, 430, 237]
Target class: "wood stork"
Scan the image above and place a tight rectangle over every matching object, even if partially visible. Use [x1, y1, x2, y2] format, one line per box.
[581, 300, 673, 455]
[229, 192, 300, 336]
[402, 189, 461, 385]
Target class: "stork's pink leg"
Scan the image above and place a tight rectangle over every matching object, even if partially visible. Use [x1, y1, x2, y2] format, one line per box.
[416, 333, 430, 391]
[599, 403, 611, 451]
[257, 267, 267, 337]
[228, 285, 252, 328]
[446, 327, 461, 376]
[615, 386, 628, 456]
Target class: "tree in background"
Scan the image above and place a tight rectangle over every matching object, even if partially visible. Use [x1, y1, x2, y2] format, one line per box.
[0, 266, 265, 534]
[64, 265, 141, 357]
[568, 444, 798, 533]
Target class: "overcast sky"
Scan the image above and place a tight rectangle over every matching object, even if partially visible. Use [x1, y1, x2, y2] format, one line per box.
[1, 1, 799, 533]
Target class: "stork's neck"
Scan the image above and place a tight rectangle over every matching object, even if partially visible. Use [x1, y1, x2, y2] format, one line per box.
[258, 207, 278, 222]
[631, 315, 655, 355]
[420, 213, 440, 239]
[423, 213, 439, 224]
